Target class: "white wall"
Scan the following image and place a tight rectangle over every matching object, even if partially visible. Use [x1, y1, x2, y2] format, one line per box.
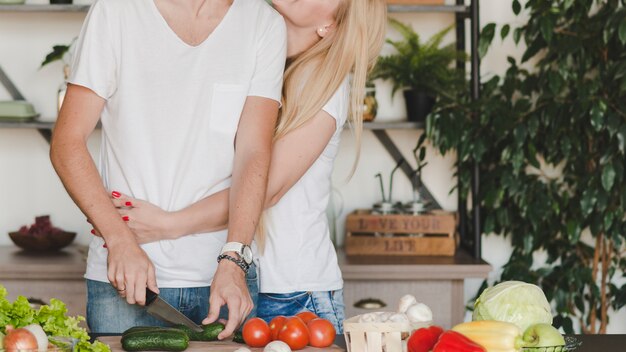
[1, 0, 624, 332]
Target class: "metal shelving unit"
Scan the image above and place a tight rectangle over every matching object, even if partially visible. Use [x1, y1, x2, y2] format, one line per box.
[0, 1, 482, 258]
[0, 4, 470, 13]
[0, 4, 89, 12]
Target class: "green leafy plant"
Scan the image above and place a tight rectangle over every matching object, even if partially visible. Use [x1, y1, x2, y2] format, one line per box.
[371, 18, 466, 98]
[427, 0, 626, 334]
[41, 45, 71, 68]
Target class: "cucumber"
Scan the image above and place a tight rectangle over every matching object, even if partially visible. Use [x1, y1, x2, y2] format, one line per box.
[175, 322, 225, 341]
[121, 328, 189, 351]
[122, 326, 164, 337]
[232, 331, 244, 344]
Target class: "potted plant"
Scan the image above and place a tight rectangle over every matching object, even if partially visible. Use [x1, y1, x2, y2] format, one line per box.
[41, 40, 74, 113]
[427, 0, 626, 334]
[371, 18, 465, 122]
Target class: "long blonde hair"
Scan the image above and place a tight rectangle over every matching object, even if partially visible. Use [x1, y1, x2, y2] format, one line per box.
[258, 0, 387, 251]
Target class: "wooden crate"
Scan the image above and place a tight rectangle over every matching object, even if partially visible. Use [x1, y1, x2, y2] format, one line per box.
[387, 0, 445, 5]
[345, 210, 457, 256]
[344, 316, 431, 352]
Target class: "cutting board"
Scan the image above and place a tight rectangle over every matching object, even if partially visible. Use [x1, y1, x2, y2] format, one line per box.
[98, 336, 344, 352]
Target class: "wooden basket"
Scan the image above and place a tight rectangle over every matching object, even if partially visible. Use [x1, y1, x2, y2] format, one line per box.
[343, 316, 431, 352]
[344, 210, 457, 256]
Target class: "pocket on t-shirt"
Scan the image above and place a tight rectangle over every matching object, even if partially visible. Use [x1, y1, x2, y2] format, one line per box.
[210, 83, 249, 137]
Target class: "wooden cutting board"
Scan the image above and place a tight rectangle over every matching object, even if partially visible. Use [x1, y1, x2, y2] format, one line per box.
[98, 336, 344, 352]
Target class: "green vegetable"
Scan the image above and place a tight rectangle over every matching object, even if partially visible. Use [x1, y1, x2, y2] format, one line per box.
[0, 285, 110, 352]
[121, 329, 189, 351]
[473, 281, 553, 333]
[232, 331, 244, 344]
[175, 323, 224, 341]
[122, 326, 165, 338]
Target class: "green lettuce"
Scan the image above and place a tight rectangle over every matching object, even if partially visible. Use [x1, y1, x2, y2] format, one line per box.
[0, 285, 110, 352]
[473, 281, 553, 333]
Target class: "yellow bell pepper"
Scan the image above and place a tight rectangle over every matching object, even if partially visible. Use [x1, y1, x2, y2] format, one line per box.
[452, 320, 525, 352]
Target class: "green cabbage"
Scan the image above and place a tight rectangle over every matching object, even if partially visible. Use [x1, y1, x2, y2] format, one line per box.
[473, 281, 553, 333]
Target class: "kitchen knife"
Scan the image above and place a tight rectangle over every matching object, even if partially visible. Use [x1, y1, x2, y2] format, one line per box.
[145, 288, 203, 333]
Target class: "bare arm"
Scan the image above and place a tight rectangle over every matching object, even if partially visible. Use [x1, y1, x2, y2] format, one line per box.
[113, 109, 337, 241]
[204, 96, 279, 338]
[51, 84, 158, 305]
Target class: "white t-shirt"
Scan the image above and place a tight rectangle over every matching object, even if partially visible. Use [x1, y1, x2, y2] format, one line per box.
[257, 78, 350, 293]
[69, 0, 287, 287]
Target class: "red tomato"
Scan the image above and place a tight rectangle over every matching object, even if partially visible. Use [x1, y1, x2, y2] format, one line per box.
[295, 311, 318, 324]
[307, 318, 336, 348]
[242, 317, 271, 347]
[278, 316, 309, 350]
[269, 315, 288, 341]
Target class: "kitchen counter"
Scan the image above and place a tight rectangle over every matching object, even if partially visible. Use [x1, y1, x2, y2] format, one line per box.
[93, 334, 626, 351]
[0, 245, 88, 320]
[337, 248, 491, 328]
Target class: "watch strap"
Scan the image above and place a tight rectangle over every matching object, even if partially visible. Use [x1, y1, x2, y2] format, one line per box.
[221, 242, 244, 255]
[217, 254, 249, 273]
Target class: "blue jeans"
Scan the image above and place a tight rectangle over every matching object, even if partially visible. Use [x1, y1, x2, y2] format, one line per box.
[256, 289, 345, 333]
[86, 263, 258, 333]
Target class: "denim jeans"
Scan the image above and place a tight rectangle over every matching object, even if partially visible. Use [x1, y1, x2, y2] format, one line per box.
[256, 289, 345, 333]
[86, 263, 258, 333]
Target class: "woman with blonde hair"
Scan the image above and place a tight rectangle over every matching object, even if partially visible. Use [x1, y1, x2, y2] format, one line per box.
[103, 0, 387, 332]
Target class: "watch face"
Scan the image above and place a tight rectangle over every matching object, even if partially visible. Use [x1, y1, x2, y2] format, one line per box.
[242, 245, 253, 264]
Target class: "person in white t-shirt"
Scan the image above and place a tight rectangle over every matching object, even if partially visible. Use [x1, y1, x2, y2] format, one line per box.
[97, 0, 387, 333]
[49, 0, 286, 337]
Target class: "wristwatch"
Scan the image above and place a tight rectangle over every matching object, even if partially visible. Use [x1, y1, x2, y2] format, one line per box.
[218, 242, 253, 272]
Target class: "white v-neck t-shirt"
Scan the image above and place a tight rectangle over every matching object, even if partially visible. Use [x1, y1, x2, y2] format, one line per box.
[257, 79, 350, 293]
[69, 0, 287, 287]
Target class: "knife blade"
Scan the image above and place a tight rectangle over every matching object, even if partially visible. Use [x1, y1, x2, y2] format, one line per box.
[145, 288, 203, 333]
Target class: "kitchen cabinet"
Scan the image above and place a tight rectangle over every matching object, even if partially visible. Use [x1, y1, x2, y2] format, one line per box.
[0, 245, 87, 324]
[338, 248, 490, 329]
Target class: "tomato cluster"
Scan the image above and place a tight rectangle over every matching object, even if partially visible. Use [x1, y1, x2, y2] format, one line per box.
[242, 312, 336, 350]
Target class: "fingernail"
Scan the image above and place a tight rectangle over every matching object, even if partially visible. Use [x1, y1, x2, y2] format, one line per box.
[122, 216, 130, 222]
[91, 229, 96, 235]
[125, 201, 133, 207]
[112, 191, 121, 198]
[103, 244, 108, 248]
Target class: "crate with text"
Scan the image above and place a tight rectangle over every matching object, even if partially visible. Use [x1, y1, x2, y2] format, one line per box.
[344, 210, 457, 256]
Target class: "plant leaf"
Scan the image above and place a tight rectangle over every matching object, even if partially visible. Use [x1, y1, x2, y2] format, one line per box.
[479, 23, 497, 59]
[602, 163, 616, 192]
[41, 45, 70, 67]
[619, 20, 626, 45]
[512, 0, 521, 15]
[501, 24, 511, 40]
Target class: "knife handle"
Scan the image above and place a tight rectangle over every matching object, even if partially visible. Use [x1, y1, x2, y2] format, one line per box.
[145, 287, 158, 305]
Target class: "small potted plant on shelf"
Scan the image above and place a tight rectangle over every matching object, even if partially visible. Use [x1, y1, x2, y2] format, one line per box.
[371, 18, 466, 122]
[41, 40, 75, 114]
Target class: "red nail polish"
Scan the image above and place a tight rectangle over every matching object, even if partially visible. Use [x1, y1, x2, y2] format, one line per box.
[91, 229, 96, 235]
[112, 191, 121, 198]
[122, 216, 130, 221]
[125, 201, 133, 207]
[103, 244, 107, 248]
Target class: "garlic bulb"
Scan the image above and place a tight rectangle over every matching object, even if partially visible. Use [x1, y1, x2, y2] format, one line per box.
[398, 294, 418, 313]
[405, 303, 433, 322]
